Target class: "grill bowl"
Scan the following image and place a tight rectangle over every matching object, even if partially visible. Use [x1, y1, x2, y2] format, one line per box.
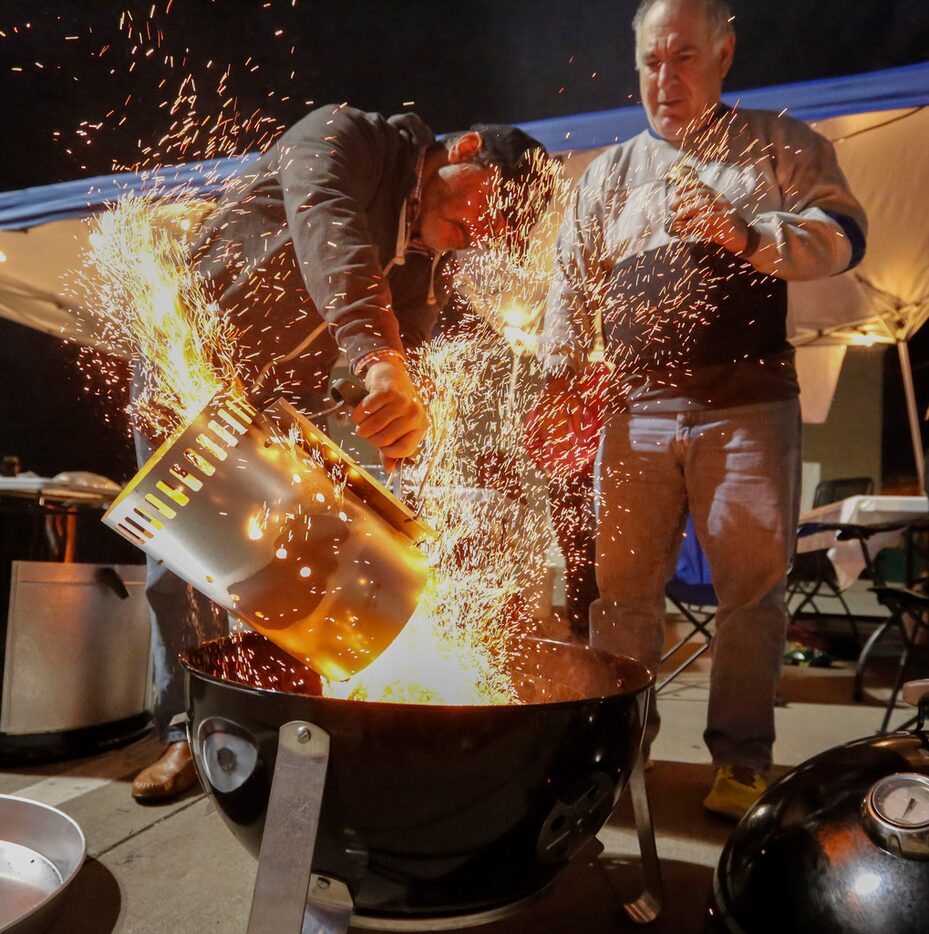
[183, 632, 651, 920]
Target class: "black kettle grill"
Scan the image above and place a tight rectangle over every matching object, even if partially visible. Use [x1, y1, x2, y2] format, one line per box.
[708, 679, 929, 934]
[182, 632, 663, 932]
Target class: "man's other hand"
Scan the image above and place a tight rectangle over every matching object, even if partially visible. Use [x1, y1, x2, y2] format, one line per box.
[668, 179, 750, 254]
[526, 374, 597, 477]
[353, 361, 428, 472]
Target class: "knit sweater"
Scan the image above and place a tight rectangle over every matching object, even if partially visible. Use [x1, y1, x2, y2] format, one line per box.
[543, 105, 867, 412]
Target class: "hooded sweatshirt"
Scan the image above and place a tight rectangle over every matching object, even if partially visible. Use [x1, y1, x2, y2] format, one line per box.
[192, 104, 442, 392]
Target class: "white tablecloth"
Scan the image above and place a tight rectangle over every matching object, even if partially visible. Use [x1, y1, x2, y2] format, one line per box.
[797, 495, 929, 590]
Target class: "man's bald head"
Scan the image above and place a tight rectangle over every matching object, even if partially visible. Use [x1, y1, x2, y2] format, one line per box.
[632, 0, 734, 45]
[632, 0, 736, 142]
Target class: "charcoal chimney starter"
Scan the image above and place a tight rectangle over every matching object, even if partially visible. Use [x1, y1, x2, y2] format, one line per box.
[103, 391, 431, 681]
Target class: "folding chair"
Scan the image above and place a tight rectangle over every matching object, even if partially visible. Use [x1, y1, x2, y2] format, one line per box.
[786, 476, 875, 633]
[811, 476, 874, 508]
[794, 508, 929, 727]
[854, 513, 929, 732]
[870, 574, 929, 732]
[787, 549, 859, 636]
[658, 516, 717, 693]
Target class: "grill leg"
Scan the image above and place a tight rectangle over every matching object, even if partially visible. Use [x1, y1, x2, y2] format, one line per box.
[303, 877, 354, 934]
[622, 753, 663, 924]
[246, 720, 353, 934]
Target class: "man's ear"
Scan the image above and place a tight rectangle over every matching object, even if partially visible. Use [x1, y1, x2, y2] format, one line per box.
[718, 32, 735, 79]
[447, 131, 483, 164]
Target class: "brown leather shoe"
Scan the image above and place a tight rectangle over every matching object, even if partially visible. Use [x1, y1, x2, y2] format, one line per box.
[132, 741, 198, 801]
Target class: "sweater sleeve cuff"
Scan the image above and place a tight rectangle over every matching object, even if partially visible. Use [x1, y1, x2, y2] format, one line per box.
[352, 348, 407, 376]
[740, 222, 761, 260]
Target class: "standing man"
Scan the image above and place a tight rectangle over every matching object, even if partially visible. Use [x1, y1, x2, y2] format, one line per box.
[131, 104, 550, 800]
[543, 0, 866, 819]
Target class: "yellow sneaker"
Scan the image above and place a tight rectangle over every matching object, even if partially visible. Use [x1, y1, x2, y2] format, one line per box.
[702, 765, 766, 821]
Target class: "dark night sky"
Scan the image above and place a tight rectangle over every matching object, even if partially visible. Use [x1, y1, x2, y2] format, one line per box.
[0, 0, 927, 480]
[3, 0, 929, 190]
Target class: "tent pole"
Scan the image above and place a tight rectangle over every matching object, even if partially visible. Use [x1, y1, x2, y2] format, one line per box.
[897, 339, 926, 492]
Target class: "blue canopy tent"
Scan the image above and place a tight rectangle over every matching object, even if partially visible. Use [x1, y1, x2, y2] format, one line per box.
[1, 61, 927, 479]
[2, 61, 928, 228]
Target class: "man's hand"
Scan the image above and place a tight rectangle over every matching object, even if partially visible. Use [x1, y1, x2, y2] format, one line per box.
[353, 361, 428, 473]
[540, 375, 586, 439]
[526, 374, 598, 477]
[668, 179, 750, 254]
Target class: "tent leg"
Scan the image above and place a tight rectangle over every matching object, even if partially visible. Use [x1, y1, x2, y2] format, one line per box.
[897, 340, 926, 492]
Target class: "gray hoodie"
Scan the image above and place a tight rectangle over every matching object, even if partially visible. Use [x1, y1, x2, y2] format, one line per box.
[193, 104, 442, 392]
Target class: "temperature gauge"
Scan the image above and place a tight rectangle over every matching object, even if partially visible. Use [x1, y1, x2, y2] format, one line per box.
[863, 772, 929, 859]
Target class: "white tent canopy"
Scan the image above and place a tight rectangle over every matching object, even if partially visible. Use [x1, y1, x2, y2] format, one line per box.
[1, 63, 927, 476]
[788, 105, 929, 481]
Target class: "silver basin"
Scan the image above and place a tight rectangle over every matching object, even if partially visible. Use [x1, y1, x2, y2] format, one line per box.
[0, 795, 86, 934]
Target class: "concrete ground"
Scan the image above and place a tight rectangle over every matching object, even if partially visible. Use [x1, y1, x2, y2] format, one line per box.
[1, 593, 918, 934]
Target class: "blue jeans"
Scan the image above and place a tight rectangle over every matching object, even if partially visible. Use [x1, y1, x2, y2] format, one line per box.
[133, 430, 227, 744]
[591, 399, 801, 772]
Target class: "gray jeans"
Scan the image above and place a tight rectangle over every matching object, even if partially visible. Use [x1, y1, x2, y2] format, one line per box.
[591, 398, 801, 772]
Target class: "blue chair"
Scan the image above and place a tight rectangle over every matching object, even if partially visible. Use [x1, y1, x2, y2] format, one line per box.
[659, 516, 717, 692]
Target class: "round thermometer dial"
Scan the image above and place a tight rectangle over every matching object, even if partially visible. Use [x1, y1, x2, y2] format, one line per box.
[863, 772, 929, 859]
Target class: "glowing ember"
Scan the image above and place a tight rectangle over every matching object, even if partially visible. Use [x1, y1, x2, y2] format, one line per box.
[323, 606, 517, 706]
[76, 194, 242, 442]
[65, 9, 768, 708]
[321, 328, 558, 706]
[454, 148, 571, 349]
[80, 193, 542, 705]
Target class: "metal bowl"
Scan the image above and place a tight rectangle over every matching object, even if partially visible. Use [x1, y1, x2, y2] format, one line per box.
[0, 795, 86, 934]
[183, 632, 652, 921]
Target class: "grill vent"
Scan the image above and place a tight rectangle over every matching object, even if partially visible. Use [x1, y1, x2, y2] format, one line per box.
[112, 395, 257, 544]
